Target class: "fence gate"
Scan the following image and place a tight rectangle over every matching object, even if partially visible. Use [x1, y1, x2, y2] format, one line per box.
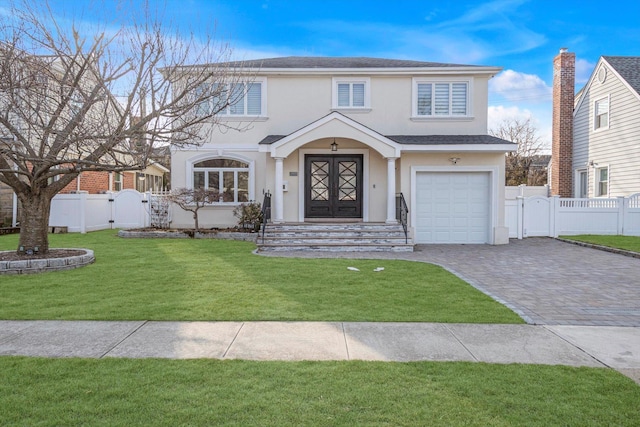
[111, 189, 148, 229]
[522, 196, 553, 237]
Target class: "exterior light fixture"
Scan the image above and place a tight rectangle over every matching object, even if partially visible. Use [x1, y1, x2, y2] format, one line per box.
[331, 139, 338, 152]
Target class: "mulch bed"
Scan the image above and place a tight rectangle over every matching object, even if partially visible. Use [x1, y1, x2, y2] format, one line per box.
[0, 249, 86, 262]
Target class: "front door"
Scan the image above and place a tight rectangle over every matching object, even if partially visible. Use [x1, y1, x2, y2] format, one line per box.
[305, 154, 363, 218]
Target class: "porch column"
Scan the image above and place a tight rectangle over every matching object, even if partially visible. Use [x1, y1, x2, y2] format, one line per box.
[386, 157, 398, 224]
[273, 157, 284, 223]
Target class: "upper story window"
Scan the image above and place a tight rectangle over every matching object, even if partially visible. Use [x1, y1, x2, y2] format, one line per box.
[193, 158, 250, 203]
[594, 97, 609, 130]
[332, 77, 370, 110]
[197, 79, 266, 118]
[596, 166, 609, 196]
[412, 79, 470, 118]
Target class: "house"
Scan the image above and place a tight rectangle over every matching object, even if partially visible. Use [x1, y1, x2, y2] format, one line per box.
[57, 163, 169, 194]
[551, 50, 640, 198]
[170, 57, 516, 244]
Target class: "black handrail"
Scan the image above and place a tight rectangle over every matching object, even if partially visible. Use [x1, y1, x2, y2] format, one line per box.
[396, 192, 409, 244]
[260, 191, 271, 244]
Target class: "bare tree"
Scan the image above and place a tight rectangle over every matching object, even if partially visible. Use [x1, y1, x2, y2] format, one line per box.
[167, 188, 220, 233]
[490, 118, 548, 186]
[0, 0, 246, 254]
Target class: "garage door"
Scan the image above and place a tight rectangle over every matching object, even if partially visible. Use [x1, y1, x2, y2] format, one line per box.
[415, 172, 490, 244]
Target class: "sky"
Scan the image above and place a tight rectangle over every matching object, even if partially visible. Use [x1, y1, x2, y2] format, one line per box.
[39, 0, 640, 147]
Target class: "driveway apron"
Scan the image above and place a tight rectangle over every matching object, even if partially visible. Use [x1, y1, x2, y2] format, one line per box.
[259, 238, 640, 326]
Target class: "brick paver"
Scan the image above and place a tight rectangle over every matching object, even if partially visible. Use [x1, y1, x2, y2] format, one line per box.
[259, 238, 640, 326]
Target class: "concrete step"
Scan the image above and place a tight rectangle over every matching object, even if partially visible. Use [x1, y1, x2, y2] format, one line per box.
[257, 222, 413, 252]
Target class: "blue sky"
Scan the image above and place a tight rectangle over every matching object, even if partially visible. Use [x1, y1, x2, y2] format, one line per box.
[44, 0, 640, 146]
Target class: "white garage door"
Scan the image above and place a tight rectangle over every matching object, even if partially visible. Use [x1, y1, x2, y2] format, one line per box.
[415, 172, 490, 244]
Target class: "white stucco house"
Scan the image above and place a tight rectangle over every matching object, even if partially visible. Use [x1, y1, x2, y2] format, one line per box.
[170, 57, 515, 245]
[570, 56, 640, 198]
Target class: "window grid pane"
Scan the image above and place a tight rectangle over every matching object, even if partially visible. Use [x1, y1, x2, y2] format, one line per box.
[352, 83, 365, 107]
[417, 83, 432, 115]
[451, 83, 467, 115]
[237, 171, 249, 202]
[434, 84, 450, 115]
[193, 171, 205, 189]
[208, 171, 220, 192]
[223, 171, 235, 202]
[229, 83, 245, 115]
[246, 83, 261, 115]
[337, 83, 350, 107]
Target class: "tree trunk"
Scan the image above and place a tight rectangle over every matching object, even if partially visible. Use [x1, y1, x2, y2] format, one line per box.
[192, 211, 199, 233]
[17, 193, 53, 254]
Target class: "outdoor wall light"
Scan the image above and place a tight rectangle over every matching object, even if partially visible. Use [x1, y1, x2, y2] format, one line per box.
[331, 139, 338, 152]
[449, 157, 461, 164]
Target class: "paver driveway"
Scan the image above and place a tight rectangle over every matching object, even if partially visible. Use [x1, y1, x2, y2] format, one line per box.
[260, 238, 640, 326]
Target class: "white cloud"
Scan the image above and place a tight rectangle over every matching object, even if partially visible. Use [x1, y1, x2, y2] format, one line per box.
[575, 58, 595, 85]
[489, 70, 552, 103]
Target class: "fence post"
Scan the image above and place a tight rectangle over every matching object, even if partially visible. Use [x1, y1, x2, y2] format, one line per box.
[516, 196, 524, 239]
[108, 192, 115, 229]
[145, 191, 152, 228]
[78, 191, 87, 234]
[550, 196, 560, 237]
[618, 196, 626, 235]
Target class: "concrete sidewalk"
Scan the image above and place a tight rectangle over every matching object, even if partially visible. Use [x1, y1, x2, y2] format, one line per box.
[1, 320, 639, 382]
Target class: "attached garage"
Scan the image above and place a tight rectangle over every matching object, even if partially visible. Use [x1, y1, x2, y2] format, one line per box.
[414, 171, 491, 244]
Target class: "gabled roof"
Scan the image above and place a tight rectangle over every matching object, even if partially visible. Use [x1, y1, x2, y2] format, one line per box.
[602, 56, 640, 96]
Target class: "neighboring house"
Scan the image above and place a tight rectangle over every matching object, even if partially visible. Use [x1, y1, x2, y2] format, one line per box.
[0, 182, 13, 226]
[57, 163, 169, 194]
[170, 57, 515, 244]
[551, 50, 640, 198]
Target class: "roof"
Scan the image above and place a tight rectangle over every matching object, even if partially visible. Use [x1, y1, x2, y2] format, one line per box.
[259, 134, 516, 146]
[603, 56, 640, 95]
[217, 56, 481, 69]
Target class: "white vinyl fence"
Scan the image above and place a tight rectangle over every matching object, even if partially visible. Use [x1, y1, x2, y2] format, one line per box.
[506, 193, 640, 239]
[49, 190, 158, 233]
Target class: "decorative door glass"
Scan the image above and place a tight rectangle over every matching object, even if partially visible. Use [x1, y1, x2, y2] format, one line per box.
[310, 161, 329, 201]
[338, 161, 357, 201]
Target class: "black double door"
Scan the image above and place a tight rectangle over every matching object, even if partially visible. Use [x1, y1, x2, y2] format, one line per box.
[304, 154, 363, 218]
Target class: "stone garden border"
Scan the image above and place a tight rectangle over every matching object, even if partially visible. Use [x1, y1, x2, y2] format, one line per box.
[0, 249, 95, 275]
[118, 229, 258, 242]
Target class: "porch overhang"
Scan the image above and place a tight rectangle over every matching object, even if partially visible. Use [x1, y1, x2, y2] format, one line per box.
[258, 112, 402, 158]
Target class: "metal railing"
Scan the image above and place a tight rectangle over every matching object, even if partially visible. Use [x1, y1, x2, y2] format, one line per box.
[260, 191, 271, 243]
[396, 192, 409, 244]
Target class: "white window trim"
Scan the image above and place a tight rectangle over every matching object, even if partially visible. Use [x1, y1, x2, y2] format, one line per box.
[209, 77, 268, 120]
[411, 77, 474, 120]
[186, 153, 255, 205]
[593, 95, 610, 132]
[594, 165, 610, 197]
[331, 77, 371, 111]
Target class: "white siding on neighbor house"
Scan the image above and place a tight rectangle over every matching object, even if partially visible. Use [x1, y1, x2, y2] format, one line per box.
[573, 60, 640, 197]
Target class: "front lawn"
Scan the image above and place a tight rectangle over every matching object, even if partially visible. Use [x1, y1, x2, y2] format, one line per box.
[560, 235, 640, 253]
[0, 230, 522, 323]
[1, 357, 638, 426]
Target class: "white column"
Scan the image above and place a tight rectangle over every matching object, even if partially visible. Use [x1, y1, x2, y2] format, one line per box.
[274, 157, 284, 223]
[386, 157, 398, 224]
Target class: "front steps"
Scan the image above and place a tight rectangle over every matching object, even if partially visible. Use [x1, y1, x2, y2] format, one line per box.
[257, 222, 414, 252]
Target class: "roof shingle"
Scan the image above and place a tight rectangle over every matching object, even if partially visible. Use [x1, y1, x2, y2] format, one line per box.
[603, 56, 640, 95]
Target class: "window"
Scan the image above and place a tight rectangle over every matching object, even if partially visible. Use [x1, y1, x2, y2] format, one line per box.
[193, 158, 250, 203]
[594, 97, 609, 130]
[196, 80, 265, 117]
[413, 79, 470, 117]
[114, 172, 123, 191]
[332, 78, 370, 109]
[596, 167, 608, 196]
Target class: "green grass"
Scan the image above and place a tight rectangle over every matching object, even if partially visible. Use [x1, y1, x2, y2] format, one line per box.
[560, 234, 640, 253]
[1, 357, 638, 426]
[0, 230, 522, 323]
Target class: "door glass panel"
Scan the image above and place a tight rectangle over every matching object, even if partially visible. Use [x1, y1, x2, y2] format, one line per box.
[338, 161, 357, 201]
[310, 161, 329, 201]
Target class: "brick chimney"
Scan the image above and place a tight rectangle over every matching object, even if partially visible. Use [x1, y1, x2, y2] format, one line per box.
[551, 48, 575, 197]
